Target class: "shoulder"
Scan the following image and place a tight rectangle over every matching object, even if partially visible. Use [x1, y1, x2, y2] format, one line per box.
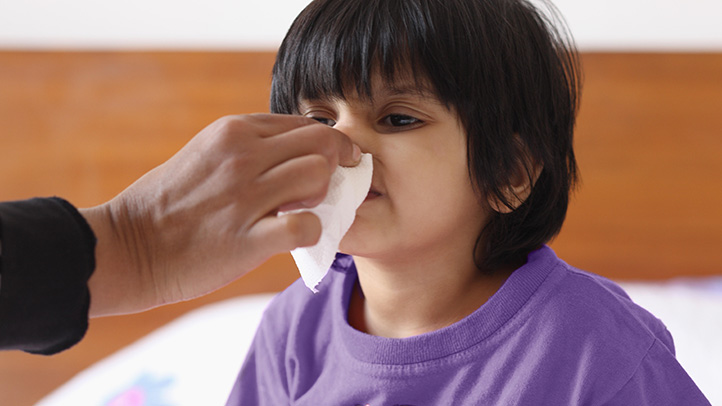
[545, 262, 673, 349]
[501, 247, 669, 345]
[513, 252, 669, 354]
[517, 247, 669, 345]
[255, 259, 352, 343]
[259, 277, 331, 333]
[509, 250, 690, 401]
[604, 339, 711, 405]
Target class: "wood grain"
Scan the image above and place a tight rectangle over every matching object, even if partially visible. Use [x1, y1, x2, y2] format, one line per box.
[552, 53, 722, 280]
[0, 51, 720, 405]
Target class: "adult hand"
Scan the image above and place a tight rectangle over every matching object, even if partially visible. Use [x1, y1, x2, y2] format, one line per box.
[81, 114, 360, 317]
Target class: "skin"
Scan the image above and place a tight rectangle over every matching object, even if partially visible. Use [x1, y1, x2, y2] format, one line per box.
[300, 79, 513, 339]
[82, 114, 361, 317]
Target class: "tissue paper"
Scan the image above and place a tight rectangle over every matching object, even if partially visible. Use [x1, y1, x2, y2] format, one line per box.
[287, 153, 373, 292]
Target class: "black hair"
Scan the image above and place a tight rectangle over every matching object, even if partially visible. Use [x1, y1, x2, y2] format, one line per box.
[271, 0, 581, 271]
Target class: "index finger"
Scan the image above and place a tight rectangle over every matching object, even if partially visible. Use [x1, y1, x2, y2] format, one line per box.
[244, 113, 322, 136]
[249, 113, 362, 168]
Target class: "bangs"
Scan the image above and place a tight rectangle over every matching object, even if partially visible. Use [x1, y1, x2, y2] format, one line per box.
[270, 0, 441, 113]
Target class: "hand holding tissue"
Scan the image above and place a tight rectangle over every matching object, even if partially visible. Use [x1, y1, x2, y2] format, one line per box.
[286, 153, 373, 292]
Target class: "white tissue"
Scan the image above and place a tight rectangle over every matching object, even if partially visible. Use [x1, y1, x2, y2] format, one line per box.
[286, 153, 373, 292]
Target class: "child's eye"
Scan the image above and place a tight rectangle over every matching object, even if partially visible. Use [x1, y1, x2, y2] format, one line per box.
[309, 116, 337, 127]
[384, 114, 420, 127]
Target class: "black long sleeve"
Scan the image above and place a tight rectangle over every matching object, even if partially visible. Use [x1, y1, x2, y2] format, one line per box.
[0, 197, 96, 355]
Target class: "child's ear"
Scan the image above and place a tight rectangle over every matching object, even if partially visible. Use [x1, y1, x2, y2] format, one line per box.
[488, 136, 542, 214]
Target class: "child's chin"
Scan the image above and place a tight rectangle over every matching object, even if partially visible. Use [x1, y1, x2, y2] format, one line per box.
[340, 220, 382, 257]
[338, 238, 357, 256]
[338, 231, 366, 256]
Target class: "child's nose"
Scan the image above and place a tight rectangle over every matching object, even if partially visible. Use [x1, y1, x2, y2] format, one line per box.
[333, 120, 376, 156]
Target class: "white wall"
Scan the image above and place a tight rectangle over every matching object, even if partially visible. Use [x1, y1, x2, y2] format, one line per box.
[0, 0, 720, 51]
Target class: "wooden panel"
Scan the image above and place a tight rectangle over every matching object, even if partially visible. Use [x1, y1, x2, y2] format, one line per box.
[0, 52, 277, 205]
[0, 52, 721, 405]
[552, 53, 722, 280]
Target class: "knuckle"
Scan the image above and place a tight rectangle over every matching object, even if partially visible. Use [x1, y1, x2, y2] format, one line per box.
[206, 117, 240, 148]
[220, 115, 251, 135]
[207, 117, 259, 161]
[215, 115, 244, 133]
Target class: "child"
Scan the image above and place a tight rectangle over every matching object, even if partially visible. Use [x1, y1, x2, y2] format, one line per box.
[227, 0, 710, 404]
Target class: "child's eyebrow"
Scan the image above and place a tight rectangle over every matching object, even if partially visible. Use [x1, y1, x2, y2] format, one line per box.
[377, 83, 446, 108]
[382, 83, 435, 98]
[295, 82, 438, 107]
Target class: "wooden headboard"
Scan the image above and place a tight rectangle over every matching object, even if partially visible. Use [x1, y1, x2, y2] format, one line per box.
[1, 51, 721, 404]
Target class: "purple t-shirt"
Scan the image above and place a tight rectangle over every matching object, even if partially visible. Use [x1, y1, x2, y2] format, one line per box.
[227, 246, 710, 405]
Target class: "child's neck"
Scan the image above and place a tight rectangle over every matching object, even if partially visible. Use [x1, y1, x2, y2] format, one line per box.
[348, 255, 514, 338]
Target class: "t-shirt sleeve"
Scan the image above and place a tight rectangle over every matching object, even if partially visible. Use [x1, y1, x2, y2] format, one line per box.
[604, 339, 711, 406]
[0, 197, 96, 355]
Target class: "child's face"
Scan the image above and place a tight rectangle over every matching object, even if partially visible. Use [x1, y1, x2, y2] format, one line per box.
[299, 75, 490, 265]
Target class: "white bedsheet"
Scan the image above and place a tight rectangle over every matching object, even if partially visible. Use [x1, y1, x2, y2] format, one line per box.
[38, 278, 722, 405]
[620, 278, 722, 403]
[38, 294, 274, 406]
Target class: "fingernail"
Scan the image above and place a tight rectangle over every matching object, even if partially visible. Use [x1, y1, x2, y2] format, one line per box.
[352, 144, 362, 163]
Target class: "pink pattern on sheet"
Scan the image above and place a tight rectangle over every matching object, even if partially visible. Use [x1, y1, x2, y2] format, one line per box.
[104, 373, 174, 406]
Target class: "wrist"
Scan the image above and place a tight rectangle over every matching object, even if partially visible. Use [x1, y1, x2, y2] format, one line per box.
[81, 200, 154, 316]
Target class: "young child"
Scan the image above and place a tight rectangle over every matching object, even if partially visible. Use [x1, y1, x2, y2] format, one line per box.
[227, 0, 710, 404]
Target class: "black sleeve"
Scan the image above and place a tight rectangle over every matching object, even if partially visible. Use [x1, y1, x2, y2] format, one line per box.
[0, 197, 96, 355]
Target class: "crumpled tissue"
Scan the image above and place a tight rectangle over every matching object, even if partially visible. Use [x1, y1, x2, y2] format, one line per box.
[285, 153, 373, 292]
